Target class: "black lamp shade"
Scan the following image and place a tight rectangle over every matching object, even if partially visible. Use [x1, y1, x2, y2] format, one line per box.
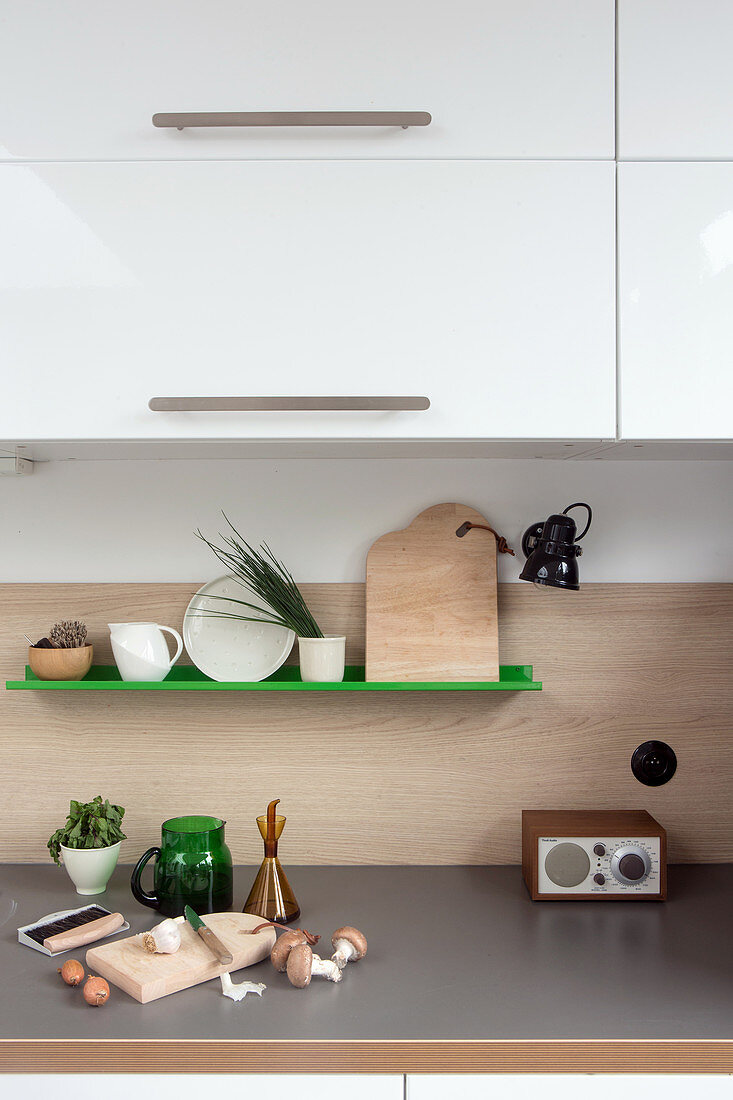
[519, 509, 589, 591]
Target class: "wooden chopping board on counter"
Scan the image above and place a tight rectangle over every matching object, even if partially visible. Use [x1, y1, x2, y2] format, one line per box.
[86, 912, 275, 1004]
[366, 503, 502, 682]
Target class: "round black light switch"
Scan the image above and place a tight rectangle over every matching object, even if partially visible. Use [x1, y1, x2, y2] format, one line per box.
[631, 740, 677, 786]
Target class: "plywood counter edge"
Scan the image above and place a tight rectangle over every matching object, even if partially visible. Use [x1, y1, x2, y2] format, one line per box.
[1, 1040, 732, 1074]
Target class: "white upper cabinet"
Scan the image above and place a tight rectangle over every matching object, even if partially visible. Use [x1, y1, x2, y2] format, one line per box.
[0, 0, 614, 161]
[619, 163, 733, 439]
[0, 160, 615, 442]
[618, 0, 733, 159]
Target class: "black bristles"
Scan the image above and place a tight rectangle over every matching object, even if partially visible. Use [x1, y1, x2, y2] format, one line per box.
[24, 905, 109, 945]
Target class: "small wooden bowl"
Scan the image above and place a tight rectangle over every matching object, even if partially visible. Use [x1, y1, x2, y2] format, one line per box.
[28, 644, 93, 681]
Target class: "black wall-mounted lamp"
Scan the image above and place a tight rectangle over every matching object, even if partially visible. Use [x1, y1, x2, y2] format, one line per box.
[518, 502, 592, 591]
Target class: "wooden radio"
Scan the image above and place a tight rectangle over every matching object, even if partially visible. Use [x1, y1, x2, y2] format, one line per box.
[522, 810, 667, 901]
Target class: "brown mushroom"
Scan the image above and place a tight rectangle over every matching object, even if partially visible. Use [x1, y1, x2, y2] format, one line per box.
[331, 926, 368, 969]
[270, 929, 308, 973]
[286, 943, 342, 987]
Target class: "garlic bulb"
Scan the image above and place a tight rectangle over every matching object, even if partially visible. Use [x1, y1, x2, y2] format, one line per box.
[142, 917, 181, 954]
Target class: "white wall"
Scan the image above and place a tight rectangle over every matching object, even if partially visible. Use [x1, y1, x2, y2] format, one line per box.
[1, 458, 731, 582]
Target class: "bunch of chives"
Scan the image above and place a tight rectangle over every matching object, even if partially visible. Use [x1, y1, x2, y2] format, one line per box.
[194, 515, 323, 638]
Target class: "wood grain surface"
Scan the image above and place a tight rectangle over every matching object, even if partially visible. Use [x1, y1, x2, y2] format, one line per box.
[365, 503, 500, 681]
[86, 912, 275, 1003]
[1, 582, 732, 865]
[0, 1040, 731, 1074]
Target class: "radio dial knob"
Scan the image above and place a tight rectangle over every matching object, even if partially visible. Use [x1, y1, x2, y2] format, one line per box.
[611, 845, 652, 885]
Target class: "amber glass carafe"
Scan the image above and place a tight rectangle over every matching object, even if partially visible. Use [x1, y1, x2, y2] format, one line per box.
[243, 799, 300, 924]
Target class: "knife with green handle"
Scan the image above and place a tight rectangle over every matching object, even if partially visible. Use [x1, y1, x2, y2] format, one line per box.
[184, 906, 233, 965]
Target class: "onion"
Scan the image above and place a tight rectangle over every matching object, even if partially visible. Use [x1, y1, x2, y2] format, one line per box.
[58, 959, 85, 986]
[83, 975, 110, 1006]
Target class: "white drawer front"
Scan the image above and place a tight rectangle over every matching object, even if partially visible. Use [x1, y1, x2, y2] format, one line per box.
[408, 1076, 733, 1100]
[0, 160, 615, 443]
[9, 1077, 403, 1100]
[0, 0, 613, 161]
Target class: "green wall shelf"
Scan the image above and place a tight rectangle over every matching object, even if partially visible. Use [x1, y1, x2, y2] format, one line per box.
[6, 664, 541, 693]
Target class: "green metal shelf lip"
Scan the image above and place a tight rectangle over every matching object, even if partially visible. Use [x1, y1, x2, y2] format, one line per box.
[6, 665, 541, 692]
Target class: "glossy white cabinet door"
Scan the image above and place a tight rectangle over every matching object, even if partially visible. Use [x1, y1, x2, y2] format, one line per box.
[408, 1076, 733, 1100]
[0, 0, 614, 161]
[0, 161, 615, 442]
[618, 0, 733, 158]
[619, 164, 733, 440]
[12, 1076, 403, 1100]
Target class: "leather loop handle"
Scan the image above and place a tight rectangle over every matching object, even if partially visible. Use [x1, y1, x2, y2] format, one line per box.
[455, 521, 515, 556]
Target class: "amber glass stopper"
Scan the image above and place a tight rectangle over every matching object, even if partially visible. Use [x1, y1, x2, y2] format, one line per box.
[243, 799, 300, 924]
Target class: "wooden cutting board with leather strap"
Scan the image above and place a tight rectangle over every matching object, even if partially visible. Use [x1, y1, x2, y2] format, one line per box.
[366, 503, 509, 682]
[86, 912, 275, 1003]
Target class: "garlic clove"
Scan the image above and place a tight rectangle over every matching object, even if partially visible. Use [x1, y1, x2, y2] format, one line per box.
[142, 917, 181, 954]
[220, 972, 266, 1002]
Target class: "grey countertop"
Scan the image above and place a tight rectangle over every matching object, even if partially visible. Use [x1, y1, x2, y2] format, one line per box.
[1, 863, 732, 1042]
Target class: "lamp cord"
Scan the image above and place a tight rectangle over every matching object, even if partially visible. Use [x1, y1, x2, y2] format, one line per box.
[562, 502, 593, 541]
[455, 521, 515, 555]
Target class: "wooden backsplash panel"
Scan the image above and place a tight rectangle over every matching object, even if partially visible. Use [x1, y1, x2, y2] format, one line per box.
[1, 583, 731, 864]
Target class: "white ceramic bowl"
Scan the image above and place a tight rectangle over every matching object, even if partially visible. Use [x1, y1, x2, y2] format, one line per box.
[60, 842, 121, 895]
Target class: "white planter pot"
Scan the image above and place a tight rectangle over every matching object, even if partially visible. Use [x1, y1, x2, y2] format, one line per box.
[298, 635, 346, 683]
[60, 841, 121, 895]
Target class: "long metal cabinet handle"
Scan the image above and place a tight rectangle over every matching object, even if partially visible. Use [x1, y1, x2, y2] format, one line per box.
[152, 111, 431, 130]
[149, 396, 430, 413]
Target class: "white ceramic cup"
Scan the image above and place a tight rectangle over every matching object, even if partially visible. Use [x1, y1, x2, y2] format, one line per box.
[298, 635, 346, 683]
[109, 621, 184, 682]
[60, 842, 121, 895]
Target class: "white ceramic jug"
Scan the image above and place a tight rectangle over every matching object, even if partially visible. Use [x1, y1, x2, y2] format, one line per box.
[109, 622, 184, 682]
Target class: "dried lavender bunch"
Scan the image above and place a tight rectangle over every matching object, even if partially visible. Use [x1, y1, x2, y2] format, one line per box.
[49, 620, 88, 649]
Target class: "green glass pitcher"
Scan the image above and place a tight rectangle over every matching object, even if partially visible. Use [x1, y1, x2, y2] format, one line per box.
[130, 815, 233, 917]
